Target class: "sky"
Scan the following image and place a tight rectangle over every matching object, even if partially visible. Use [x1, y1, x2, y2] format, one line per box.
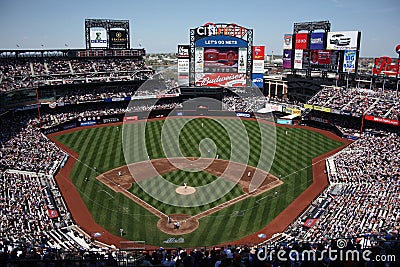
[0, 0, 398, 58]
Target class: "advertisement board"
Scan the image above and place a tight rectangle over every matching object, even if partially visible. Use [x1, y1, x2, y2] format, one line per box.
[364, 115, 399, 126]
[109, 30, 127, 49]
[253, 46, 265, 60]
[178, 75, 189, 86]
[237, 48, 247, 73]
[372, 56, 400, 76]
[80, 121, 97, 127]
[178, 58, 190, 73]
[294, 33, 308, 49]
[195, 47, 204, 73]
[251, 73, 264, 88]
[326, 31, 359, 50]
[123, 116, 139, 122]
[309, 32, 325, 50]
[195, 73, 246, 87]
[90, 28, 107, 48]
[343, 50, 357, 73]
[178, 45, 190, 58]
[236, 112, 251, 118]
[277, 119, 293, 125]
[304, 104, 313, 109]
[283, 34, 293, 50]
[294, 49, 303, 69]
[252, 60, 264, 73]
[283, 50, 292, 69]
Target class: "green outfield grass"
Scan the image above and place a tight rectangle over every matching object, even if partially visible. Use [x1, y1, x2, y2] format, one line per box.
[54, 118, 344, 247]
[129, 170, 243, 214]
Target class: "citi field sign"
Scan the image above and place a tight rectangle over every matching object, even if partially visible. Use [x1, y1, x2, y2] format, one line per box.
[195, 22, 248, 40]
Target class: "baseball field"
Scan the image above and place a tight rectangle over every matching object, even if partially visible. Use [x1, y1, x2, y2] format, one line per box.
[53, 117, 345, 247]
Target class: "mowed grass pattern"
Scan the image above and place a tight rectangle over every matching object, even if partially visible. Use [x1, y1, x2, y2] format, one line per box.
[55, 118, 344, 247]
[130, 170, 243, 214]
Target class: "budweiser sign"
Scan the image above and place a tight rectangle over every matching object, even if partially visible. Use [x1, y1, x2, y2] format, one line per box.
[195, 73, 246, 87]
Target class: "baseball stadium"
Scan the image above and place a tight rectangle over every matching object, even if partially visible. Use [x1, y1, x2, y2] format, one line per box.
[0, 19, 399, 266]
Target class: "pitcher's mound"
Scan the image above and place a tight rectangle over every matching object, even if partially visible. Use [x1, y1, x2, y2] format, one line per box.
[176, 186, 196, 195]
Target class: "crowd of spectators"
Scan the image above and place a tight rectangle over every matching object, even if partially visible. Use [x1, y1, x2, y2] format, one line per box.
[308, 85, 399, 120]
[0, 172, 72, 247]
[0, 70, 398, 264]
[56, 81, 179, 104]
[40, 99, 183, 129]
[328, 131, 399, 183]
[283, 130, 399, 252]
[222, 89, 303, 113]
[0, 57, 153, 92]
[0, 113, 66, 174]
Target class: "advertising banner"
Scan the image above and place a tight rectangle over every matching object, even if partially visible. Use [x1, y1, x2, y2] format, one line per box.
[313, 105, 330, 112]
[265, 103, 283, 112]
[178, 58, 190, 73]
[343, 50, 357, 73]
[283, 34, 293, 50]
[195, 47, 204, 73]
[308, 116, 331, 124]
[326, 31, 360, 50]
[277, 119, 293, 125]
[252, 60, 264, 73]
[364, 115, 399, 126]
[294, 49, 303, 69]
[310, 32, 325, 50]
[80, 121, 97, 127]
[177, 45, 190, 58]
[294, 33, 308, 50]
[236, 112, 251, 118]
[178, 75, 189, 86]
[372, 56, 400, 76]
[251, 73, 264, 88]
[109, 30, 127, 49]
[283, 50, 292, 69]
[102, 117, 121, 124]
[90, 28, 107, 48]
[252, 46, 265, 60]
[284, 107, 301, 116]
[123, 116, 139, 122]
[304, 104, 313, 109]
[195, 73, 246, 87]
[237, 48, 247, 73]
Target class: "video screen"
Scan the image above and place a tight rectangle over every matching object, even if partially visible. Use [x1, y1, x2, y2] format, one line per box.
[202, 47, 240, 73]
[307, 50, 340, 71]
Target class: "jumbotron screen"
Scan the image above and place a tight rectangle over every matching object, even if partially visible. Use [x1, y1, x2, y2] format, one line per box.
[191, 23, 252, 87]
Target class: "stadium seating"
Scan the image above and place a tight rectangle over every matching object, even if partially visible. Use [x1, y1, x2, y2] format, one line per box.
[0, 54, 399, 265]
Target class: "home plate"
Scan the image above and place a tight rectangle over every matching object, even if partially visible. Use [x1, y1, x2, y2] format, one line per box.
[175, 186, 196, 195]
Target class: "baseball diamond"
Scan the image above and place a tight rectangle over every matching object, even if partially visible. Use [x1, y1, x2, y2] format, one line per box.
[49, 117, 346, 247]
